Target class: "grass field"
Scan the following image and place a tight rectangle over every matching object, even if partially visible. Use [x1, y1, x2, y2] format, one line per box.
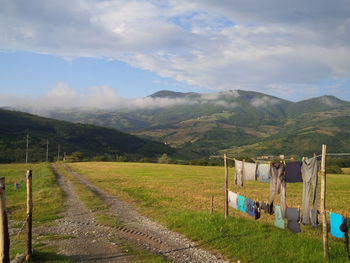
[0, 162, 71, 262]
[68, 162, 350, 263]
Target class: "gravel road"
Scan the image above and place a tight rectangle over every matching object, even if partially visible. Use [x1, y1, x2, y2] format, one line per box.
[39, 164, 232, 263]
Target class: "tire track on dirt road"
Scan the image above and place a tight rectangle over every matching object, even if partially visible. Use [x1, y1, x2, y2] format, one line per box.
[62, 164, 231, 263]
[36, 165, 133, 262]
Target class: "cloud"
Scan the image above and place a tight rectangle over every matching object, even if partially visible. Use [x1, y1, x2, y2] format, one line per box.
[251, 96, 281, 107]
[0, 83, 239, 111]
[1, 0, 350, 96]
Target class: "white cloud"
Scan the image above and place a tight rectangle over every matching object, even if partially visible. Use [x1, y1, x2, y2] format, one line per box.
[251, 96, 281, 107]
[0, 83, 240, 111]
[1, 0, 350, 96]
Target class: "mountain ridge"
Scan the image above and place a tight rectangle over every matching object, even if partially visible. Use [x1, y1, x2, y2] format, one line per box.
[0, 108, 175, 163]
[2, 89, 350, 157]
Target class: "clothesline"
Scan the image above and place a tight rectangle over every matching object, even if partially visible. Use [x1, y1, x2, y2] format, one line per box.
[314, 153, 350, 158]
[225, 153, 350, 162]
[228, 187, 348, 218]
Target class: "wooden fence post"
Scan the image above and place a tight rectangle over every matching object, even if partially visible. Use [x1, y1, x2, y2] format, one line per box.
[0, 178, 10, 263]
[26, 170, 33, 261]
[210, 196, 214, 214]
[224, 154, 229, 218]
[320, 144, 329, 259]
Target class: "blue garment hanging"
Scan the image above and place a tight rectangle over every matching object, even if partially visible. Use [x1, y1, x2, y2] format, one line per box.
[330, 212, 345, 238]
[237, 195, 247, 213]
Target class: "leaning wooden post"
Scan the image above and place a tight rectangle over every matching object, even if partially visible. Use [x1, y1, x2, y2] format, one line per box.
[26, 170, 33, 261]
[224, 154, 229, 218]
[320, 144, 329, 259]
[0, 178, 10, 263]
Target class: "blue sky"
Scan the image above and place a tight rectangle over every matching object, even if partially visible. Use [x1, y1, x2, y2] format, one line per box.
[1, 0, 350, 108]
[0, 51, 202, 98]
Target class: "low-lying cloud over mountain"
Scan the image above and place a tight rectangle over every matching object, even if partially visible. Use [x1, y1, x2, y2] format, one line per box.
[0, 83, 242, 112]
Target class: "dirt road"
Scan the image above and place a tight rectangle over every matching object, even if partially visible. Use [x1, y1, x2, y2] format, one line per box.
[42, 165, 230, 262]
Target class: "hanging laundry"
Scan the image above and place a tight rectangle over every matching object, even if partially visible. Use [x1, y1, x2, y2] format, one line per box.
[341, 218, 350, 231]
[257, 163, 271, 183]
[267, 202, 274, 215]
[246, 198, 255, 217]
[274, 205, 285, 229]
[254, 201, 261, 220]
[237, 195, 247, 213]
[261, 200, 274, 215]
[285, 161, 303, 183]
[235, 160, 244, 187]
[228, 191, 238, 209]
[330, 212, 345, 238]
[243, 162, 257, 181]
[269, 163, 286, 218]
[286, 207, 301, 233]
[301, 157, 319, 226]
[340, 218, 350, 260]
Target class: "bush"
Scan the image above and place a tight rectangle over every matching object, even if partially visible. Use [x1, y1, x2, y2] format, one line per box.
[326, 165, 343, 174]
[116, 155, 128, 162]
[158, 153, 169, 164]
[92, 155, 108, 162]
[70, 152, 84, 161]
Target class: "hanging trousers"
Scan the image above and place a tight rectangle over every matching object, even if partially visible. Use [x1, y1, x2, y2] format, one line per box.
[301, 157, 319, 226]
[269, 163, 286, 218]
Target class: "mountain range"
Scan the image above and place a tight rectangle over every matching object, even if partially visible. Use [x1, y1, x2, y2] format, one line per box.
[32, 89, 350, 158]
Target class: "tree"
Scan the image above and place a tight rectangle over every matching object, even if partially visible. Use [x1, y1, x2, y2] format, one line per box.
[116, 155, 128, 162]
[158, 153, 169, 164]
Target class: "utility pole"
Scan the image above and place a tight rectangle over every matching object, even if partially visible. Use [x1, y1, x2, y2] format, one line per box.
[57, 144, 60, 162]
[46, 140, 49, 162]
[25, 131, 29, 164]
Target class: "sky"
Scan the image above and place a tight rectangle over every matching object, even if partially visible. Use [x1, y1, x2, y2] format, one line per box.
[1, 0, 350, 109]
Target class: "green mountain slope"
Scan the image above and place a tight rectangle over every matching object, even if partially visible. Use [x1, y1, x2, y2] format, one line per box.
[0, 109, 174, 163]
[9, 90, 350, 157]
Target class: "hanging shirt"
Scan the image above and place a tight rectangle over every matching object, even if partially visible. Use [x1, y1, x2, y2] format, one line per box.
[274, 205, 285, 229]
[243, 162, 257, 181]
[228, 191, 238, 209]
[235, 160, 244, 187]
[330, 212, 345, 238]
[301, 157, 319, 226]
[246, 198, 255, 217]
[257, 163, 271, 183]
[285, 161, 303, 183]
[286, 207, 301, 233]
[237, 195, 247, 213]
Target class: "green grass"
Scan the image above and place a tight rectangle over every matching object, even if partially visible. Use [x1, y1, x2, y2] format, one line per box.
[68, 162, 350, 263]
[55, 163, 169, 263]
[0, 162, 71, 262]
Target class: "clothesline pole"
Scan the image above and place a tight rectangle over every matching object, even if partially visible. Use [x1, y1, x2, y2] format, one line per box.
[320, 144, 329, 259]
[224, 154, 229, 218]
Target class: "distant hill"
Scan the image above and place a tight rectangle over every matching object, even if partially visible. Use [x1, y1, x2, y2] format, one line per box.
[0, 109, 174, 163]
[6, 90, 350, 158]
